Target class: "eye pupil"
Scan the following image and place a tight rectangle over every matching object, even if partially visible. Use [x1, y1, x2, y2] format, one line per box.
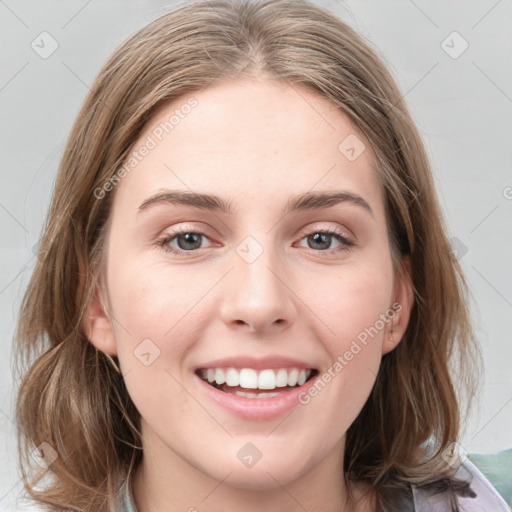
[177, 233, 202, 250]
[308, 233, 331, 250]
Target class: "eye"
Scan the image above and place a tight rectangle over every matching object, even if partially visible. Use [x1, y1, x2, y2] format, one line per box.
[155, 225, 355, 256]
[296, 227, 355, 253]
[156, 227, 213, 255]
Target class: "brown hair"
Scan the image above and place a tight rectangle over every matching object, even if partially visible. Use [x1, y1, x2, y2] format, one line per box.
[13, 0, 481, 510]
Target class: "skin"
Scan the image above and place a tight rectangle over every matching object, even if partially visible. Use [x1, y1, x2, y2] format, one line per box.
[84, 79, 413, 512]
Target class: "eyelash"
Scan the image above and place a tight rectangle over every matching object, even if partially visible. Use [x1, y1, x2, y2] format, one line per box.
[155, 225, 355, 256]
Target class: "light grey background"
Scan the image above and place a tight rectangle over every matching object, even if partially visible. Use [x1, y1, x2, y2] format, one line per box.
[1, 0, 511, 510]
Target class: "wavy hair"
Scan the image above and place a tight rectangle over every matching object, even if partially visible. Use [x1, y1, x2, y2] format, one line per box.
[13, 0, 481, 510]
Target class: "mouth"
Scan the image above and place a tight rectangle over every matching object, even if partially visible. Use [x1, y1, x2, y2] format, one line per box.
[195, 367, 319, 399]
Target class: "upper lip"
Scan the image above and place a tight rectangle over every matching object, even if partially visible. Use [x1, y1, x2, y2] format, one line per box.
[196, 355, 316, 370]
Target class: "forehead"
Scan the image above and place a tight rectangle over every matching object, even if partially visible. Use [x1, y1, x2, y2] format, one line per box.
[112, 79, 383, 218]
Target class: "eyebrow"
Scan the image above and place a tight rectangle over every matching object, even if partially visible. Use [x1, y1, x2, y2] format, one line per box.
[138, 189, 374, 218]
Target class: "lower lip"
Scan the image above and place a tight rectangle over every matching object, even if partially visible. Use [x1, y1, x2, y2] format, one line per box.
[195, 373, 318, 421]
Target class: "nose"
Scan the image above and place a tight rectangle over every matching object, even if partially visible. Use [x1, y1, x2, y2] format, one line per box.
[219, 238, 297, 335]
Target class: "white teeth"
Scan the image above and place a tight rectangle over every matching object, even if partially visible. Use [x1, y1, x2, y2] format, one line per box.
[258, 370, 276, 389]
[239, 368, 258, 389]
[234, 390, 259, 398]
[261, 392, 281, 398]
[258, 369, 276, 389]
[225, 368, 239, 387]
[287, 368, 299, 386]
[233, 390, 283, 398]
[214, 368, 226, 385]
[202, 367, 313, 390]
[276, 368, 288, 387]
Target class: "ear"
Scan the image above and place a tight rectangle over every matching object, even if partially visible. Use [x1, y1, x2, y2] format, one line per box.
[82, 283, 117, 357]
[382, 255, 414, 355]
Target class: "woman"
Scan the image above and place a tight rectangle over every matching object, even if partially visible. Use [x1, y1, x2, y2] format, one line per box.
[14, 0, 509, 510]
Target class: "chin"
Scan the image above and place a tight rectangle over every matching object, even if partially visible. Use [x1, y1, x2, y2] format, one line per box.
[200, 450, 315, 491]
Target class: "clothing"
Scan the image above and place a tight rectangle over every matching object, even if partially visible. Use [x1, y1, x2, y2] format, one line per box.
[115, 458, 510, 511]
[412, 458, 510, 511]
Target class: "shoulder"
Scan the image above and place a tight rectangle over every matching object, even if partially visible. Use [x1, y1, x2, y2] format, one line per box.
[412, 458, 511, 512]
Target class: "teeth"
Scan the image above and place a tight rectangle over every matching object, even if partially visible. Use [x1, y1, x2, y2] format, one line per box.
[225, 368, 239, 387]
[287, 368, 299, 386]
[276, 368, 288, 387]
[214, 368, 226, 385]
[234, 390, 282, 398]
[234, 390, 259, 399]
[258, 369, 276, 389]
[202, 367, 313, 390]
[239, 368, 258, 389]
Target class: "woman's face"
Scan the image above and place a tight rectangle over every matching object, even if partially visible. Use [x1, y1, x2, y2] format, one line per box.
[87, 79, 412, 490]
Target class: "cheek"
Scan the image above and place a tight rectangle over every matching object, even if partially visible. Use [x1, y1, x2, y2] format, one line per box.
[107, 256, 208, 342]
[295, 269, 392, 434]
[103, 265, 183, 404]
[315, 262, 393, 348]
[107, 258, 202, 428]
[304, 259, 394, 410]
